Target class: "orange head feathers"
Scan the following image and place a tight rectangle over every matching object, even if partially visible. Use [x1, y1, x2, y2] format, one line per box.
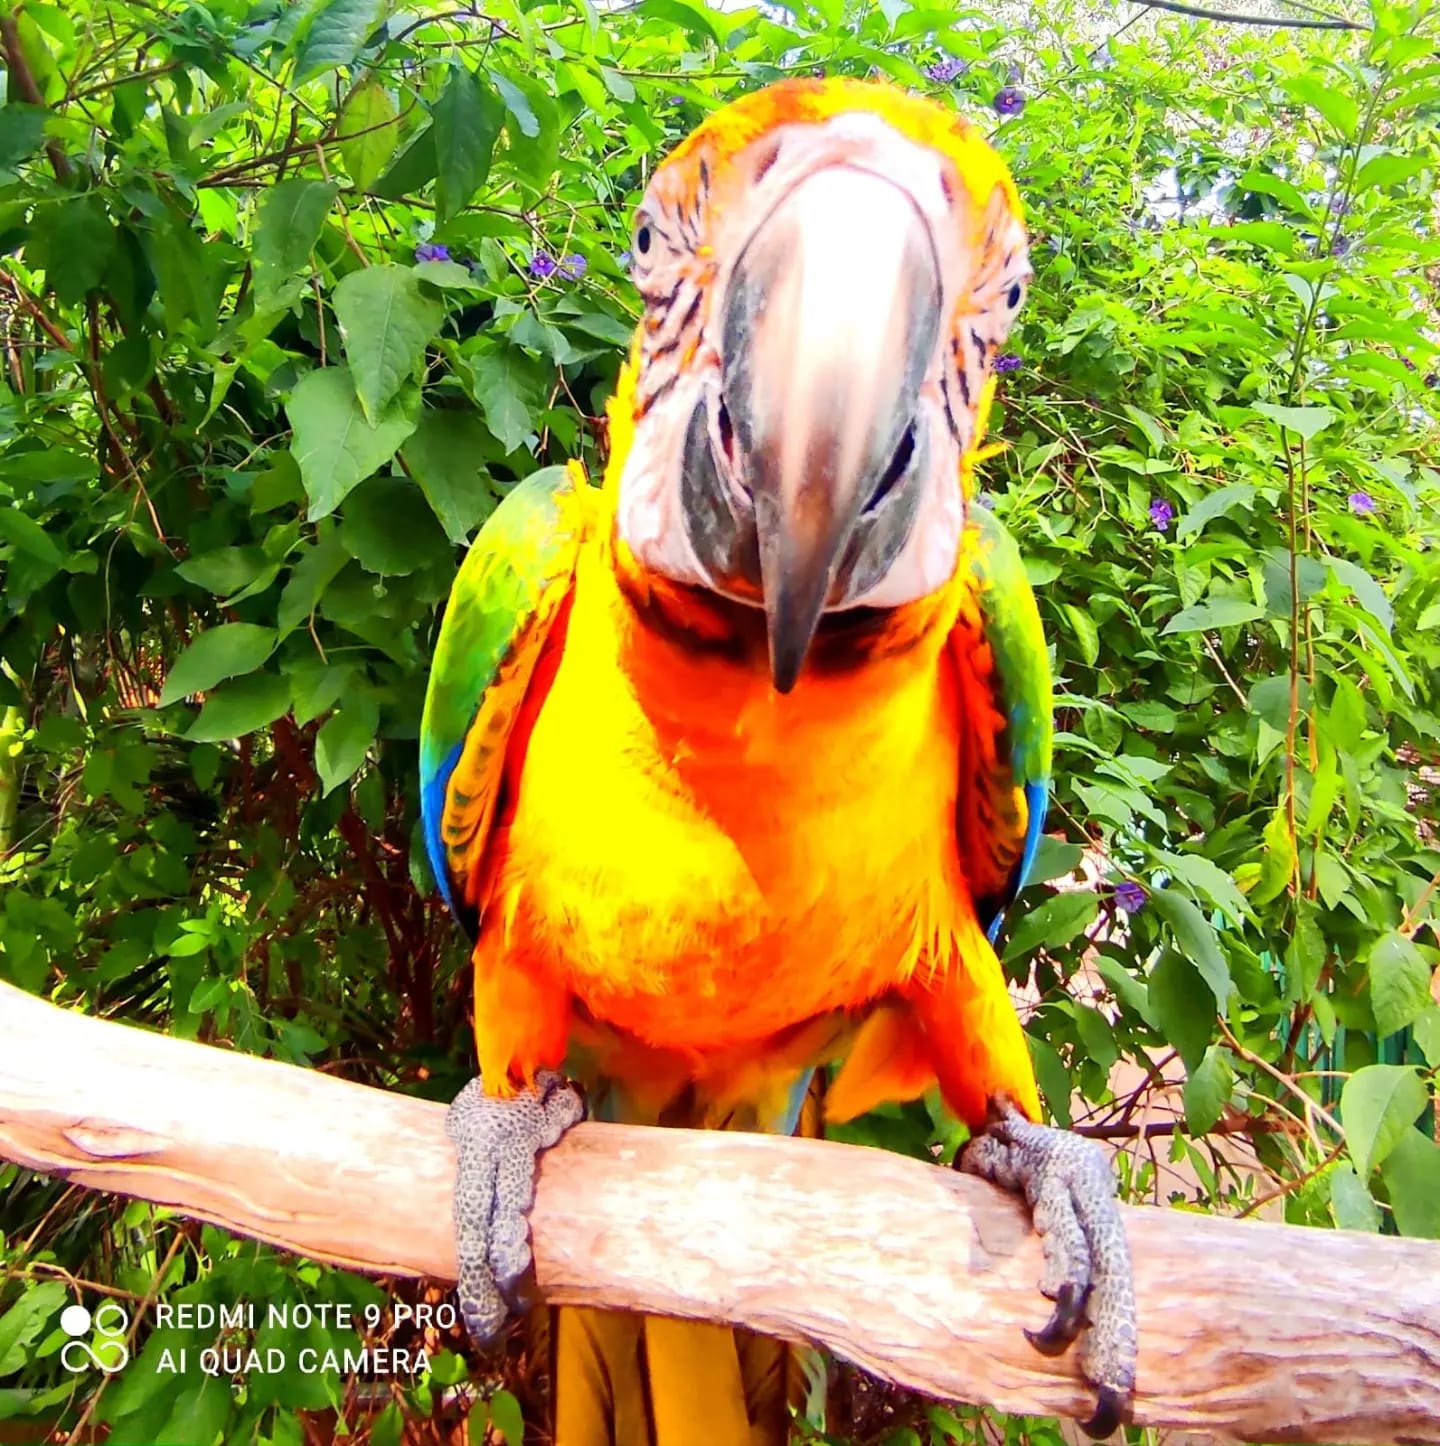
[606, 77, 1032, 692]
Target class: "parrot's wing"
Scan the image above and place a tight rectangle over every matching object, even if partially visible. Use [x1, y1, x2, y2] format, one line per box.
[949, 506, 1054, 941]
[419, 463, 589, 937]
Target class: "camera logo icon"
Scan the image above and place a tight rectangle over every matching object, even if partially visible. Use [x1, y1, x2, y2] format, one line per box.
[59, 1301, 130, 1374]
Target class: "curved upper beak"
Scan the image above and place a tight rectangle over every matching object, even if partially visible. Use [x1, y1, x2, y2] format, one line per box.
[720, 167, 941, 693]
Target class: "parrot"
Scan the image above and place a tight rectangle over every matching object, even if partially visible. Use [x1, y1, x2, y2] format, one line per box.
[420, 76, 1136, 1446]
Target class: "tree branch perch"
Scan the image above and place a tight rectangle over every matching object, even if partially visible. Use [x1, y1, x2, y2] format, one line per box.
[1, 980, 1437, 1442]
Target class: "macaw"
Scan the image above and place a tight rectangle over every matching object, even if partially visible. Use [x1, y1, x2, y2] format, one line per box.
[420, 76, 1136, 1445]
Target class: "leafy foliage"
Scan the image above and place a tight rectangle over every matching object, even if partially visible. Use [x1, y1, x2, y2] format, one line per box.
[0, 0, 1437, 1440]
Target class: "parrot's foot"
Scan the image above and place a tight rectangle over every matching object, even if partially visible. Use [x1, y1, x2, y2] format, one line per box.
[959, 1098, 1136, 1439]
[446, 1072, 585, 1346]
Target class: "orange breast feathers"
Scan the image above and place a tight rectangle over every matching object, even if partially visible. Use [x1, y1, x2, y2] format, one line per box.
[463, 503, 1041, 1129]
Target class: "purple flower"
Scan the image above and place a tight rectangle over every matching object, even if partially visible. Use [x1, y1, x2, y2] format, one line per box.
[528, 251, 557, 279]
[617, 250, 633, 272]
[993, 86, 1025, 117]
[669, 95, 685, 106]
[1006, 62, 1022, 83]
[994, 352, 1022, 374]
[1148, 498, 1173, 531]
[1400, 357, 1417, 371]
[558, 254, 587, 281]
[415, 242, 450, 263]
[1425, 372, 1437, 388]
[1330, 234, 1351, 259]
[1347, 490, 1376, 516]
[976, 492, 996, 510]
[924, 58, 965, 84]
[1114, 880, 1147, 914]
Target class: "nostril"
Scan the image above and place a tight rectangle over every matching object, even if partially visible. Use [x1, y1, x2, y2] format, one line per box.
[865, 425, 915, 513]
[716, 396, 741, 480]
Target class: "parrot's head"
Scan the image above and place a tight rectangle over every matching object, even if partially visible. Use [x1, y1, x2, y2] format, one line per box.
[609, 77, 1030, 693]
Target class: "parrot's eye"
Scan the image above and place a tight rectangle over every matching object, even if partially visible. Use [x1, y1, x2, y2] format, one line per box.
[635, 223, 653, 256]
[1007, 283, 1024, 309]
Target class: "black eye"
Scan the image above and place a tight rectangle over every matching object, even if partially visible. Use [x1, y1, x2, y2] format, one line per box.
[1007, 283, 1023, 308]
[636, 224, 653, 256]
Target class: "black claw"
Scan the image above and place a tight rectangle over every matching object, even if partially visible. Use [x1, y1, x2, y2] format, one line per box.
[1023, 1280, 1089, 1356]
[1079, 1385, 1128, 1440]
[497, 1269, 538, 1317]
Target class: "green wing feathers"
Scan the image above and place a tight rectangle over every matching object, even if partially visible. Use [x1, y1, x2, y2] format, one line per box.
[951, 505, 1054, 938]
[419, 464, 587, 934]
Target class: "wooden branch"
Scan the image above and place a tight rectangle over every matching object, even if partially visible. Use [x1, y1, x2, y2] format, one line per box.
[1, 981, 1437, 1443]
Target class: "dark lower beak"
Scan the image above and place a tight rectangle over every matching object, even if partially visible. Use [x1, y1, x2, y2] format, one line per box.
[720, 167, 941, 692]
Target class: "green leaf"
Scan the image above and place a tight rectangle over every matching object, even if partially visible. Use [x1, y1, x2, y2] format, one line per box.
[156, 1371, 232, 1446]
[338, 81, 399, 190]
[252, 179, 338, 311]
[1414, 1005, 1440, 1068]
[372, 124, 437, 198]
[0, 104, 47, 173]
[0, 507, 63, 568]
[315, 697, 379, 795]
[340, 475, 451, 575]
[1247, 675, 1301, 733]
[175, 545, 269, 596]
[1062, 604, 1099, 667]
[371, 1402, 404, 1446]
[1161, 598, 1264, 635]
[1149, 889, 1229, 1010]
[488, 1390, 525, 1446]
[1352, 151, 1428, 193]
[1248, 806, 1296, 907]
[29, 195, 114, 307]
[1025, 836, 1085, 886]
[286, 368, 418, 519]
[1146, 949, 1214, 1069]
[1027, 1033, 1072, 1128]
[1328, 1163, 1380, 1232]
[186, 674, 291, 743]
[1341, 1064, 1427, 1177]
[416, 1346, 463, 1387]
[1380, 1127, 1440, 1239]
[1219, 221, 1298, 255]
[432, 64, 503, 224]
[488, 69, 539, 137]
[1368, 930, 1433, 1037]
[1001, 890, 1097, 963]
[160, 624, 277, 706]
[1283, 74, 1358, 137]
[1183, 1045, 1233, 1135]
[1118, 700, 1178, 731]
[1121, 404, 1165, 453]
[1252, 402, 1335, 441]
[1176, 484, 1256, 539]
[1235, 169, 1314, 219]
[0, 1282, 66, 1375]
[468, 348, 538, 454]
[1328, 558, 1392, 633]
[1326, 675, 1367, 751]
[401, 409, 497, 543]
[278, 528, 350, 636]
[333, 265, 443, 423]
[600, 66, 636, 102]
[294, 0, 382, 79]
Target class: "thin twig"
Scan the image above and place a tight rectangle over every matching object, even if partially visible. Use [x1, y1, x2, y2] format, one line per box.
[1127, 0, 1363, 28]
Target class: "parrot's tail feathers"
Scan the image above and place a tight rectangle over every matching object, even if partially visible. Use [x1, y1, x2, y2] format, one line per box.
[548, 1308, 797, 1446]
[826, 998, 935, 1124]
